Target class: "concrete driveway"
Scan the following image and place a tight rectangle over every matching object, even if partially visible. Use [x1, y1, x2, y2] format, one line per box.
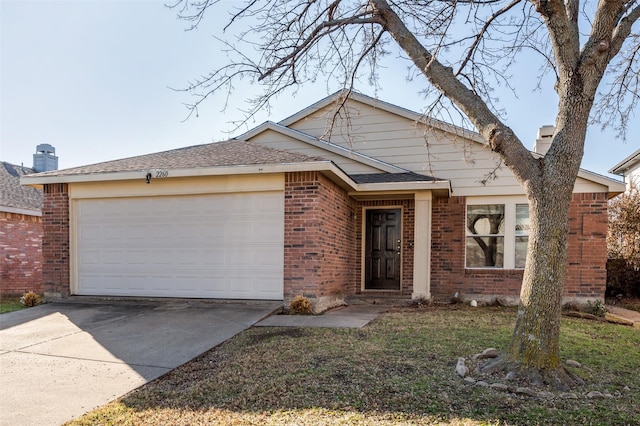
[0, 299, 279, 426]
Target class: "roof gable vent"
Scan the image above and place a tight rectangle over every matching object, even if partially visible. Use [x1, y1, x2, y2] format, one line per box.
[33, 144, 58, 173]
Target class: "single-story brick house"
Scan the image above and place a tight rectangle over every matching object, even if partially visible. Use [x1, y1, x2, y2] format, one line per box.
[2, 145, 59, 297]
[22, 93, 625, 310]
[1, 164, 43, 297]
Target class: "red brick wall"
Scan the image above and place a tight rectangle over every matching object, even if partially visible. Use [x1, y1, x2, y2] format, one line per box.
[41, 183, 70, 297]
[355, 199, 415, 295]
[566, 192, 609, 297]
[0, 212, 43, 296]
[430, 193, 609, 301]
[284, 172, 357, 300]
[33, 176, 608, 304]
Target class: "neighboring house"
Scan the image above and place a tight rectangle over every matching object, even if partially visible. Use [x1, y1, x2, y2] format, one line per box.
[1, 145, 58, 296]
[609, 148, 640, 190]
[22, 93, 625, 310]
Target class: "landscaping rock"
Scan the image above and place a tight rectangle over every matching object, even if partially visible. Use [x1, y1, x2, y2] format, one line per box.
[515, 387, 538, 397]
[472, 347, 500, 360]
[463, 377, 476, 385]
[455, 358, 469, 377]
[489, 383, 509, 391]
[475, 380, 489, 387]
[587, 391, 605, 399]
[537, 391, 555, 399]
[560, 393, 578, 399]
[565, 359, 582, 368]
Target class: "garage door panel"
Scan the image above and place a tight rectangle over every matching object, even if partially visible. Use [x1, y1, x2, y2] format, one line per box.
[203, 249, 226, 265]
[79, 250, 101, 265]
[76, 192, 284, 300]
[101, 275, 126, 291]
[126, 225, 149, 240]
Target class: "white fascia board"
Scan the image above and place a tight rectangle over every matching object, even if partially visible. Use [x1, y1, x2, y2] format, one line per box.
[21, 161, 362, 192]
[277, 91, 486, 144]
[0, 206, 42, 216]
[236, 121, 408, 174]
[609, 148, 640, 175]
[21, 161, 343, 186]
[577, 169, 625, 194]
[20, 159, 453, 196]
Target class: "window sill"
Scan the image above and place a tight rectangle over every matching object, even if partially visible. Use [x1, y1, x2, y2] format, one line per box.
[464, 269, 525, 276]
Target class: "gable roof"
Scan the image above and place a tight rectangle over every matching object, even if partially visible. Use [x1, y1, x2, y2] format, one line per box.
[609, 148, 640, 176]
[30, 140, 324, 178]
[22, 139, 358, 187]
[20, 92, 623, 197]
[21, 138, 451, 195]
[272, 90, 625, 195]
[0, 162, 43, 215]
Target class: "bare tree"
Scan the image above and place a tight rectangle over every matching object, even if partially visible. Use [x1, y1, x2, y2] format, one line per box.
[607, 179, 640, 298]
[170, 0, 640, 389]
[609, 178, 640, 266]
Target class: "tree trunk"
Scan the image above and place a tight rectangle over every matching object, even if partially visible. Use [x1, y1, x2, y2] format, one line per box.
[479, 175, 584, 389]
[507, 188, 569, 369]
[494, 123, 587, 389]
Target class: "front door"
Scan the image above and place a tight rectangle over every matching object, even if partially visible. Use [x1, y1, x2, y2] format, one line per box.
[365, 209, 401, 290]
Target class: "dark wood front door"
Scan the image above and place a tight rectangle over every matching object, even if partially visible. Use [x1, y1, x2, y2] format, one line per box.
[365, 209, 401, 290]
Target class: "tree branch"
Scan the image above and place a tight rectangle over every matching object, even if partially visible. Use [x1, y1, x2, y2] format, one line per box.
[259, 14, 383, 82]
[611, 2, 640, 53]
[370, 0, 537, 186]
[456, 0, 523, 77]
[529, 0, 580, 85]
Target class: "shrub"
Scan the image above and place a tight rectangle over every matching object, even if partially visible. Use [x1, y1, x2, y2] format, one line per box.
[289, 295, 313, 314]
[20, 291, 41, 308]
[585, 299, 607, 317]
[606, 259, 640, 297]
[607, 179, 640, 298]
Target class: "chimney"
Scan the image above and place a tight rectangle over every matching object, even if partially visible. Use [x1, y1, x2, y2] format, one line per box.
[33, 144, 58, 173]
[533, 125, 555, 156]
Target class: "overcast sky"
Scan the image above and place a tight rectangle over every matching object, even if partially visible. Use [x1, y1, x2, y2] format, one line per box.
[1, 0, 637, 179]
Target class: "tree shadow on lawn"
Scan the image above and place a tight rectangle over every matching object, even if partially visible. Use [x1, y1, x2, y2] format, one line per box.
[84, 307, 640, 426]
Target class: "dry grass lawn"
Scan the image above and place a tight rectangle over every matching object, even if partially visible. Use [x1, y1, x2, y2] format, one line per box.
[68, 306, 639, 425]
[0, 297, 25, 314]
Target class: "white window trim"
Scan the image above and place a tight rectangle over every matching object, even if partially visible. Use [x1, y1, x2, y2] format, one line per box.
[466, 195, 528, 270]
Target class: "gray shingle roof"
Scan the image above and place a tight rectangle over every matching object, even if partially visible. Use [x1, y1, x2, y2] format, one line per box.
[0, 162, 43, 212]
[31, 140, 326, 178]
[350, 172, 439, 184]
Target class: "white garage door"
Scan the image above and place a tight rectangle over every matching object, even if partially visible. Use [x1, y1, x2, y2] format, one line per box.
[75, 192, 284, 300]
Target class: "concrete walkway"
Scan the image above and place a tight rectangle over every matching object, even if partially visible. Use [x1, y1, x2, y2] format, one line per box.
[256, 304, 387, 328]
[606, 305, 640, 327]
[257, 303, 640, 329]
[0, 300, 279, 426]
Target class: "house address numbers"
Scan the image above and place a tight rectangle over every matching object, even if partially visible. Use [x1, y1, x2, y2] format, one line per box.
[155, 170, 169, 178]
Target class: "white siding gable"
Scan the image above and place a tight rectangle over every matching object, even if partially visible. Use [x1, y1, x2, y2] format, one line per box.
[284, 99, 527, 196]
[243, 93, 620, 197]
[244, 127, 385, 175]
